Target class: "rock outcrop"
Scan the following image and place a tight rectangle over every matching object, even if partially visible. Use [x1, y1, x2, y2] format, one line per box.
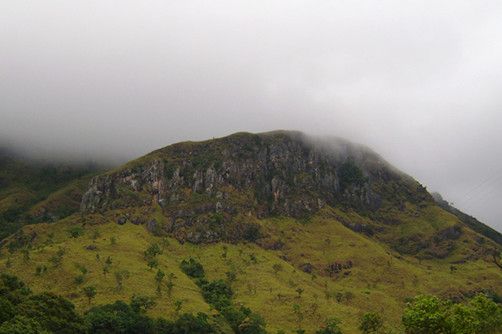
[80, 131, 430, 243]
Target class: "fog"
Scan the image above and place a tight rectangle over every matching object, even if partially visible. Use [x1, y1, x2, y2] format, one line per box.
[1, 1, 502, 231]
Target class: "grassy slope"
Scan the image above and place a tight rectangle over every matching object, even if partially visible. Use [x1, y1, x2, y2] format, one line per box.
[0, 154, 101, 239]
[1, 205, 501, 333]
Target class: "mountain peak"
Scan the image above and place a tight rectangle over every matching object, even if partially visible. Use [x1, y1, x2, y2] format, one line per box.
[80, 131, 431, 244]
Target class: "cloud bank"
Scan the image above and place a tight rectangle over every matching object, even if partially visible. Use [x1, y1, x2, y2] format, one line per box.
[1, 1, 502, 230]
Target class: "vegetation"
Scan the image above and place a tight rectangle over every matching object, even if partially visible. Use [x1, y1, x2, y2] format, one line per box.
[2, 133, 502, 333]
[402, 294, 502, 334]
[0, 152, 101, 240]
[0, 273, 218, 333]
[358, 313, 383, 334]
[180, 257, 267, 333]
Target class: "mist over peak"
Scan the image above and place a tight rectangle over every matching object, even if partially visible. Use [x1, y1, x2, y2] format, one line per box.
[2, 1, 502, 231]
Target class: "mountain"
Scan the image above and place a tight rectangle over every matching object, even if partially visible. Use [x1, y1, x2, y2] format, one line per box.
[1, 131, 501, 333]
[0, 148, 102, 240]
[431, 192, 502, 245]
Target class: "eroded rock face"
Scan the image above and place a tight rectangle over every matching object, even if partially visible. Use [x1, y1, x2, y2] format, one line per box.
[80, 131, 429, 243]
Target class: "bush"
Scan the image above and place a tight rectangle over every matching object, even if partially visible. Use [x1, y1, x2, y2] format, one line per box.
[171, 313, 216, 334]
[74, 275, 85, 285]
[130, 295, 156, 314]
[84, 301, 153, 333]
[242, 223, 261, 242]
[144, 243, 162, 259]
[0, 297, 15, 324]
[448, 294, 502, 334]
[198, 279, 233, 310]
[82, 286, 96, 305]
[67, 226, 84, 238]
[0, 315, 45, 334]
[17, 292, 85, 334]
[402, 294, 502, 334]
[402, 295, 449, 333]
[180, 257, 205, 279]
[315, 318, 343, 334]
[0, 273, 31, 304]
[359, 312, 383, 334]
[221, 305, 266, 334]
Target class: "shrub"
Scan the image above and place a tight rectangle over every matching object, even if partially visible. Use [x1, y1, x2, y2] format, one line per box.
[84, 301, 153, 333]
[242, 223, 261, 242]
[180, 257, 205, 278]
[315, 317, 343, 334]
[221, 305, 266, 334]
[144, 243, 162, 259]
[82, 286, 96, 305]
[74, 275, 85, 285]
[17, 292, 85, 334]
[130, 295, 156, 314]
[198, 279, 233, 310]
[171, 313, 215, 333]
[67, 226, 84, 238]
[447, 294, 502, 334]
[0, 315, 45, 334]
[402, 295, 449, 334]
[147, 258, 159, 270]
[359, 312, 383, 334]
[0, 297, 15, 324]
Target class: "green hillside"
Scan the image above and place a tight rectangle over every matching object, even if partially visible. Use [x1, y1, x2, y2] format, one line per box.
[0, 149, 102, 240]
[1, 132, 501, 333]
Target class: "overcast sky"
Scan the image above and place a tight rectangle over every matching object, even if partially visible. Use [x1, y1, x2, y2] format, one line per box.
[1, 1, 502, 231]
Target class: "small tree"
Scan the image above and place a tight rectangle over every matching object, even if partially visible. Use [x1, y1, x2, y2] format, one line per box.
[221, 245, 228, 259]
[103, 256, 112, 275]
[155, 269, 165, 294]
[147, 258, 159, 270]
[166, 273, 175, 297]
[83, 286, 96, 305]
[359, 312, 383, 334]
[67, 226, 84, 238]
[74, 275, 85, 285]
[130, 294, 155, 313]
[180, 258, 204, 278]
[402, 295, 449, 334]
[144, 243, 162, 259]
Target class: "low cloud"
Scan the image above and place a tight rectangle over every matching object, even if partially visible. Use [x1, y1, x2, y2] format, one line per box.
[1, 1, 501, 231]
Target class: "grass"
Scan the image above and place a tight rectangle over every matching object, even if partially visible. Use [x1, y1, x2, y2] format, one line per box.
[1, 205, 501, 333]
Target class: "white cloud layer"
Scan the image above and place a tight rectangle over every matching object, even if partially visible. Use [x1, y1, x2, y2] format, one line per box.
[1, 1, 502, 231]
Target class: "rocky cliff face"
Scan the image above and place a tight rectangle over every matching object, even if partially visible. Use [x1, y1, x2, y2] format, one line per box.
[80, 131, 430, 243]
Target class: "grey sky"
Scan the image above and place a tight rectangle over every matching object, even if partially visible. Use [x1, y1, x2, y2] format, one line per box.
[1, 1, 502, 231]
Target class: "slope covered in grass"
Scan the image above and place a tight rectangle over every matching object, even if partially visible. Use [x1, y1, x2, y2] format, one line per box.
[1, 204, 500, 333]
[0, 150, 102, 239]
